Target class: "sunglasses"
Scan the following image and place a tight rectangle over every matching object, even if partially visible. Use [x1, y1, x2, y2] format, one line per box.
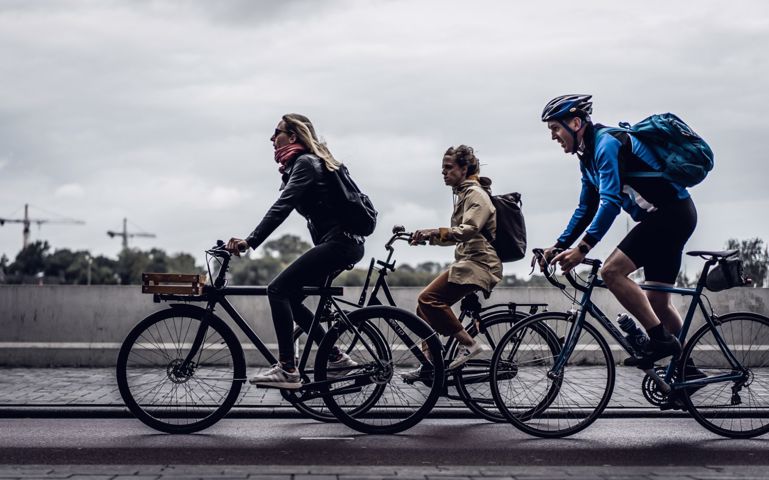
[273, 128, 292, 137]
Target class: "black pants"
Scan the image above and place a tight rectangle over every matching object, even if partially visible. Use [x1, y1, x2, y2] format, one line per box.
[267, 238, 364, 366]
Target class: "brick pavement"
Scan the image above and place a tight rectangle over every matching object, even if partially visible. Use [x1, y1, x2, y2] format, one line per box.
[0, 464, 766, 479]
[0, 367, 650, 410]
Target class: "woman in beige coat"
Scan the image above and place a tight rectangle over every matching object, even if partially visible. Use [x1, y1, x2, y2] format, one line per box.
[407, 145, 502, 377]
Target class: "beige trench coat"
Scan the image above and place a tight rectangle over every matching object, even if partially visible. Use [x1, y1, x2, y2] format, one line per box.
[430, 179, 503, 293]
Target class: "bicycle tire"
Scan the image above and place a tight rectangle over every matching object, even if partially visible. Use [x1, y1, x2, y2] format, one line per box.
[282, 321, 387, 423]
[451, 310, 529, 423]
[490, 311, 615, 438]
[116, 305, 245, 434]
[681, 312, 769, 438]
[315, 305, 444, 434]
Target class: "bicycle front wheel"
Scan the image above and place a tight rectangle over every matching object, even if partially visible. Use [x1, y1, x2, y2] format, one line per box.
[490, 312, 615, 438]
[682, 312, 769, 438]
[116, 306, 245, 434]
[451, 310, 528, 423]
[315, 306, 444, 434]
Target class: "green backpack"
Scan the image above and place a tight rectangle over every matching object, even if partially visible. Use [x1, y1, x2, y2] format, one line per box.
[615, 113, 714, 187]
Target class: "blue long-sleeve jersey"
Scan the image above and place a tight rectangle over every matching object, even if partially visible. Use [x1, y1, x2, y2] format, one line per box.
[555, 124, 690, 249]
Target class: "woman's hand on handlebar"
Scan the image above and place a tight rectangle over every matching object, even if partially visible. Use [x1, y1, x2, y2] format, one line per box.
[531, 246, 560, 272]
[410, 228, 437, 246]
[226, 237, 249, 256]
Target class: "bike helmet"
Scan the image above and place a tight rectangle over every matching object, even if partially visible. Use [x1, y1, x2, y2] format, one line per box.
[541, 94, 593, 122]
[541, 94, 593, 154]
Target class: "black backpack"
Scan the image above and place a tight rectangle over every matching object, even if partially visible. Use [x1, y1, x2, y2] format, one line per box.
[479, 189, 527, 263]
[332, 164, 378, 236]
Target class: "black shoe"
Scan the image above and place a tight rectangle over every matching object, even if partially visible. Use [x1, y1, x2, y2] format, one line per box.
[624, 336, 682, 370]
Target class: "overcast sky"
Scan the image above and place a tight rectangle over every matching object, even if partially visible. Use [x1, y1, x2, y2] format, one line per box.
[1, 0, 768, 279]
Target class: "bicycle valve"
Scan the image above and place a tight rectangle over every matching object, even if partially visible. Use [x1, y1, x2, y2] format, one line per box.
[643, 368, 671, 394]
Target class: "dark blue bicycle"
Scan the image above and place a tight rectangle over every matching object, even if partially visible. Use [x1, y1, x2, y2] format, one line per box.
[490, 248, 769, 438]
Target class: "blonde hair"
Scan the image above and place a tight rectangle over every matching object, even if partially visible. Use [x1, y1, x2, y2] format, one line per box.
[282, 113, 341, 172]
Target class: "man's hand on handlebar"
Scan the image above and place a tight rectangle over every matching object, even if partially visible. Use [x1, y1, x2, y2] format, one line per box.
[410, 229, 437, 246]
[551, 247, 586, 273]
[225, 237, 249, 256]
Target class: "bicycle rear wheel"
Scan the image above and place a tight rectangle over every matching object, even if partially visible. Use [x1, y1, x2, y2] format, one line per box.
[451, 310, 528, 423]
[283, 321, 386, 423]
[116, 306, 245, 434]
[682, 312, 769, 438]
[315, 306, 444, 434]
[490, 312, 615, 438]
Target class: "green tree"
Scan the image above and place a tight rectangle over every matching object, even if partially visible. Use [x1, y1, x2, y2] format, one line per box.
[229, 234, 312, 285]
[263, 235, 311, 263]
[8, 240, 50, 278]
[726, 238, 768, 287]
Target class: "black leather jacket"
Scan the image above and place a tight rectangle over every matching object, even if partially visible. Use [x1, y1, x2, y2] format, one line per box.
[246, 154, 363, 249]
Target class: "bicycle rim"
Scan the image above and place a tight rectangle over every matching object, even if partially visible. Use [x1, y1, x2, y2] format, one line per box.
[453, 311, 527, 423]
[491, 312, 615, 438]
[317, 306, 444, 434]
[682, 312, 769, 438]
[116, 307, 244, 434]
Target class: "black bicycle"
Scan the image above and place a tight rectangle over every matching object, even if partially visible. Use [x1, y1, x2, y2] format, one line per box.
[490, 248, 769, 438]
[116, 241, 445, 435]
[325, 225, 547, 423]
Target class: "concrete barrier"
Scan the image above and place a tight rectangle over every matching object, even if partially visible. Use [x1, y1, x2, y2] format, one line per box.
[1, 285, 768, 366]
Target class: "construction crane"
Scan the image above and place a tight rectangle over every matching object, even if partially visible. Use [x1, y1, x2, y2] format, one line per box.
[0, 204, 85, 249]
[107, 218, 156, 249]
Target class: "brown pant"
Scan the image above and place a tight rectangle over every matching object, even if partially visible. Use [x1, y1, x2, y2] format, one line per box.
[416, 271, 477, 336]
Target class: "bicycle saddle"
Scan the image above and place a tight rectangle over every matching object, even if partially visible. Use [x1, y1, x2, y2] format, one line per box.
[686, 249, 738, 259]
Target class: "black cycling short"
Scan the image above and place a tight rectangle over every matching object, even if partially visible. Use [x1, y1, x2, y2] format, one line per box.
[617, 196, 697, 284]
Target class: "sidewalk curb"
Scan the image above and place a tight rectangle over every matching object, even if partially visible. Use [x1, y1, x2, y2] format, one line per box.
[0, 405, 690, 419]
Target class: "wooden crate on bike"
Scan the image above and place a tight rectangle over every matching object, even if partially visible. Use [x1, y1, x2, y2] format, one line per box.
[141, 273, 207, 295]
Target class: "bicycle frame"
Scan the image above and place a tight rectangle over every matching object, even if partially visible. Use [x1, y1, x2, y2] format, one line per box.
[546, 254, 749, 394]
[152, 257, 395, 400]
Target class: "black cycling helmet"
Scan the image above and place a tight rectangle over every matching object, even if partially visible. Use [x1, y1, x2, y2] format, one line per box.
[542, 94, 593, 154]
[541, 94, 593, 122]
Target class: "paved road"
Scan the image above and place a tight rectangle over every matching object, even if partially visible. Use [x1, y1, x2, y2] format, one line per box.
[1, 418, 768, 466]
[2, 418, 769, 479]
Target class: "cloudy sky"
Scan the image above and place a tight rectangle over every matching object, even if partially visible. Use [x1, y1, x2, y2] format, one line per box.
[1, 0, 768, 279]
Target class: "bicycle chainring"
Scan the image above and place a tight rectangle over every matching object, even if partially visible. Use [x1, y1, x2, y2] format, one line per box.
[641, 367, 670, 407]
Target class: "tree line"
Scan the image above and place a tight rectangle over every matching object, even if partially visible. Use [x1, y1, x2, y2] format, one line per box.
[1, 235, 767, 287]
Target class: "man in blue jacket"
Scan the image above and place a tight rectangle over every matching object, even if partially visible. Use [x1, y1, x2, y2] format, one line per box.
[539, 94, 698, 368]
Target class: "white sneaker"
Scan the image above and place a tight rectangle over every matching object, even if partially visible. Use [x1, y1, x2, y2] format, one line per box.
[327, 352, 359, 379]
[400, 366, 433, 382]
[249, 364, 302, 389]
[449, 342, 486, 370]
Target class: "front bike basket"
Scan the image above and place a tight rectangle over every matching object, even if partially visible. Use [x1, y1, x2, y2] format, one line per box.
[141, 273, 207, 295]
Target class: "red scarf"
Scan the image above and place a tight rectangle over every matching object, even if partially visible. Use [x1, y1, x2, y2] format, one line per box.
[274, 144, 307, 174]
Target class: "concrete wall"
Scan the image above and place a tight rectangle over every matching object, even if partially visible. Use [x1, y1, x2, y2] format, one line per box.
[1, 285, 768, 366]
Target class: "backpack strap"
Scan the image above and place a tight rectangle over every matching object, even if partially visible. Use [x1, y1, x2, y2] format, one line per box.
[467, 185, 495, 243]
[601, 126, 664, 180]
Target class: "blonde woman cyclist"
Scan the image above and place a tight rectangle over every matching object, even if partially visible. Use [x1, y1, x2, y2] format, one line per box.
[227, 114, 364, 389]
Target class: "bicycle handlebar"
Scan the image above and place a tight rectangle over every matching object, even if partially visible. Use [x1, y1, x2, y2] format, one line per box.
[531, 247, 600, 293]
[385, 225, 424, 251]
[531, 248, 568, 290]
